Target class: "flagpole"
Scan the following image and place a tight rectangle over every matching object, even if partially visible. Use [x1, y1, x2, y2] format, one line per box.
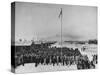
[58, 8, 63, 63]
[61, 8, 62, 57]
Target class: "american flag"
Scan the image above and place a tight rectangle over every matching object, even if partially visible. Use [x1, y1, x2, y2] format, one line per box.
[58, 8, 62, 18]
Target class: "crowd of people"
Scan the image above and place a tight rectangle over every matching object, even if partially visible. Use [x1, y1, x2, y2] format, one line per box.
[14, 42, 97, 70]
[76, 54, 97, 69]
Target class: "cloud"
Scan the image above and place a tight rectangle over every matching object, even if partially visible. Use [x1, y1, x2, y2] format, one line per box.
[63, 33, 81, 40]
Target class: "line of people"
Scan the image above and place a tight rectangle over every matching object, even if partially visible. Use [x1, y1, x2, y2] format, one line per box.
[15, 53, 97, 70]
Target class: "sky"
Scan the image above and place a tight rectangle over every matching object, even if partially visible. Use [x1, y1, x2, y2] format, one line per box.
[15, 2, 97, 41]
